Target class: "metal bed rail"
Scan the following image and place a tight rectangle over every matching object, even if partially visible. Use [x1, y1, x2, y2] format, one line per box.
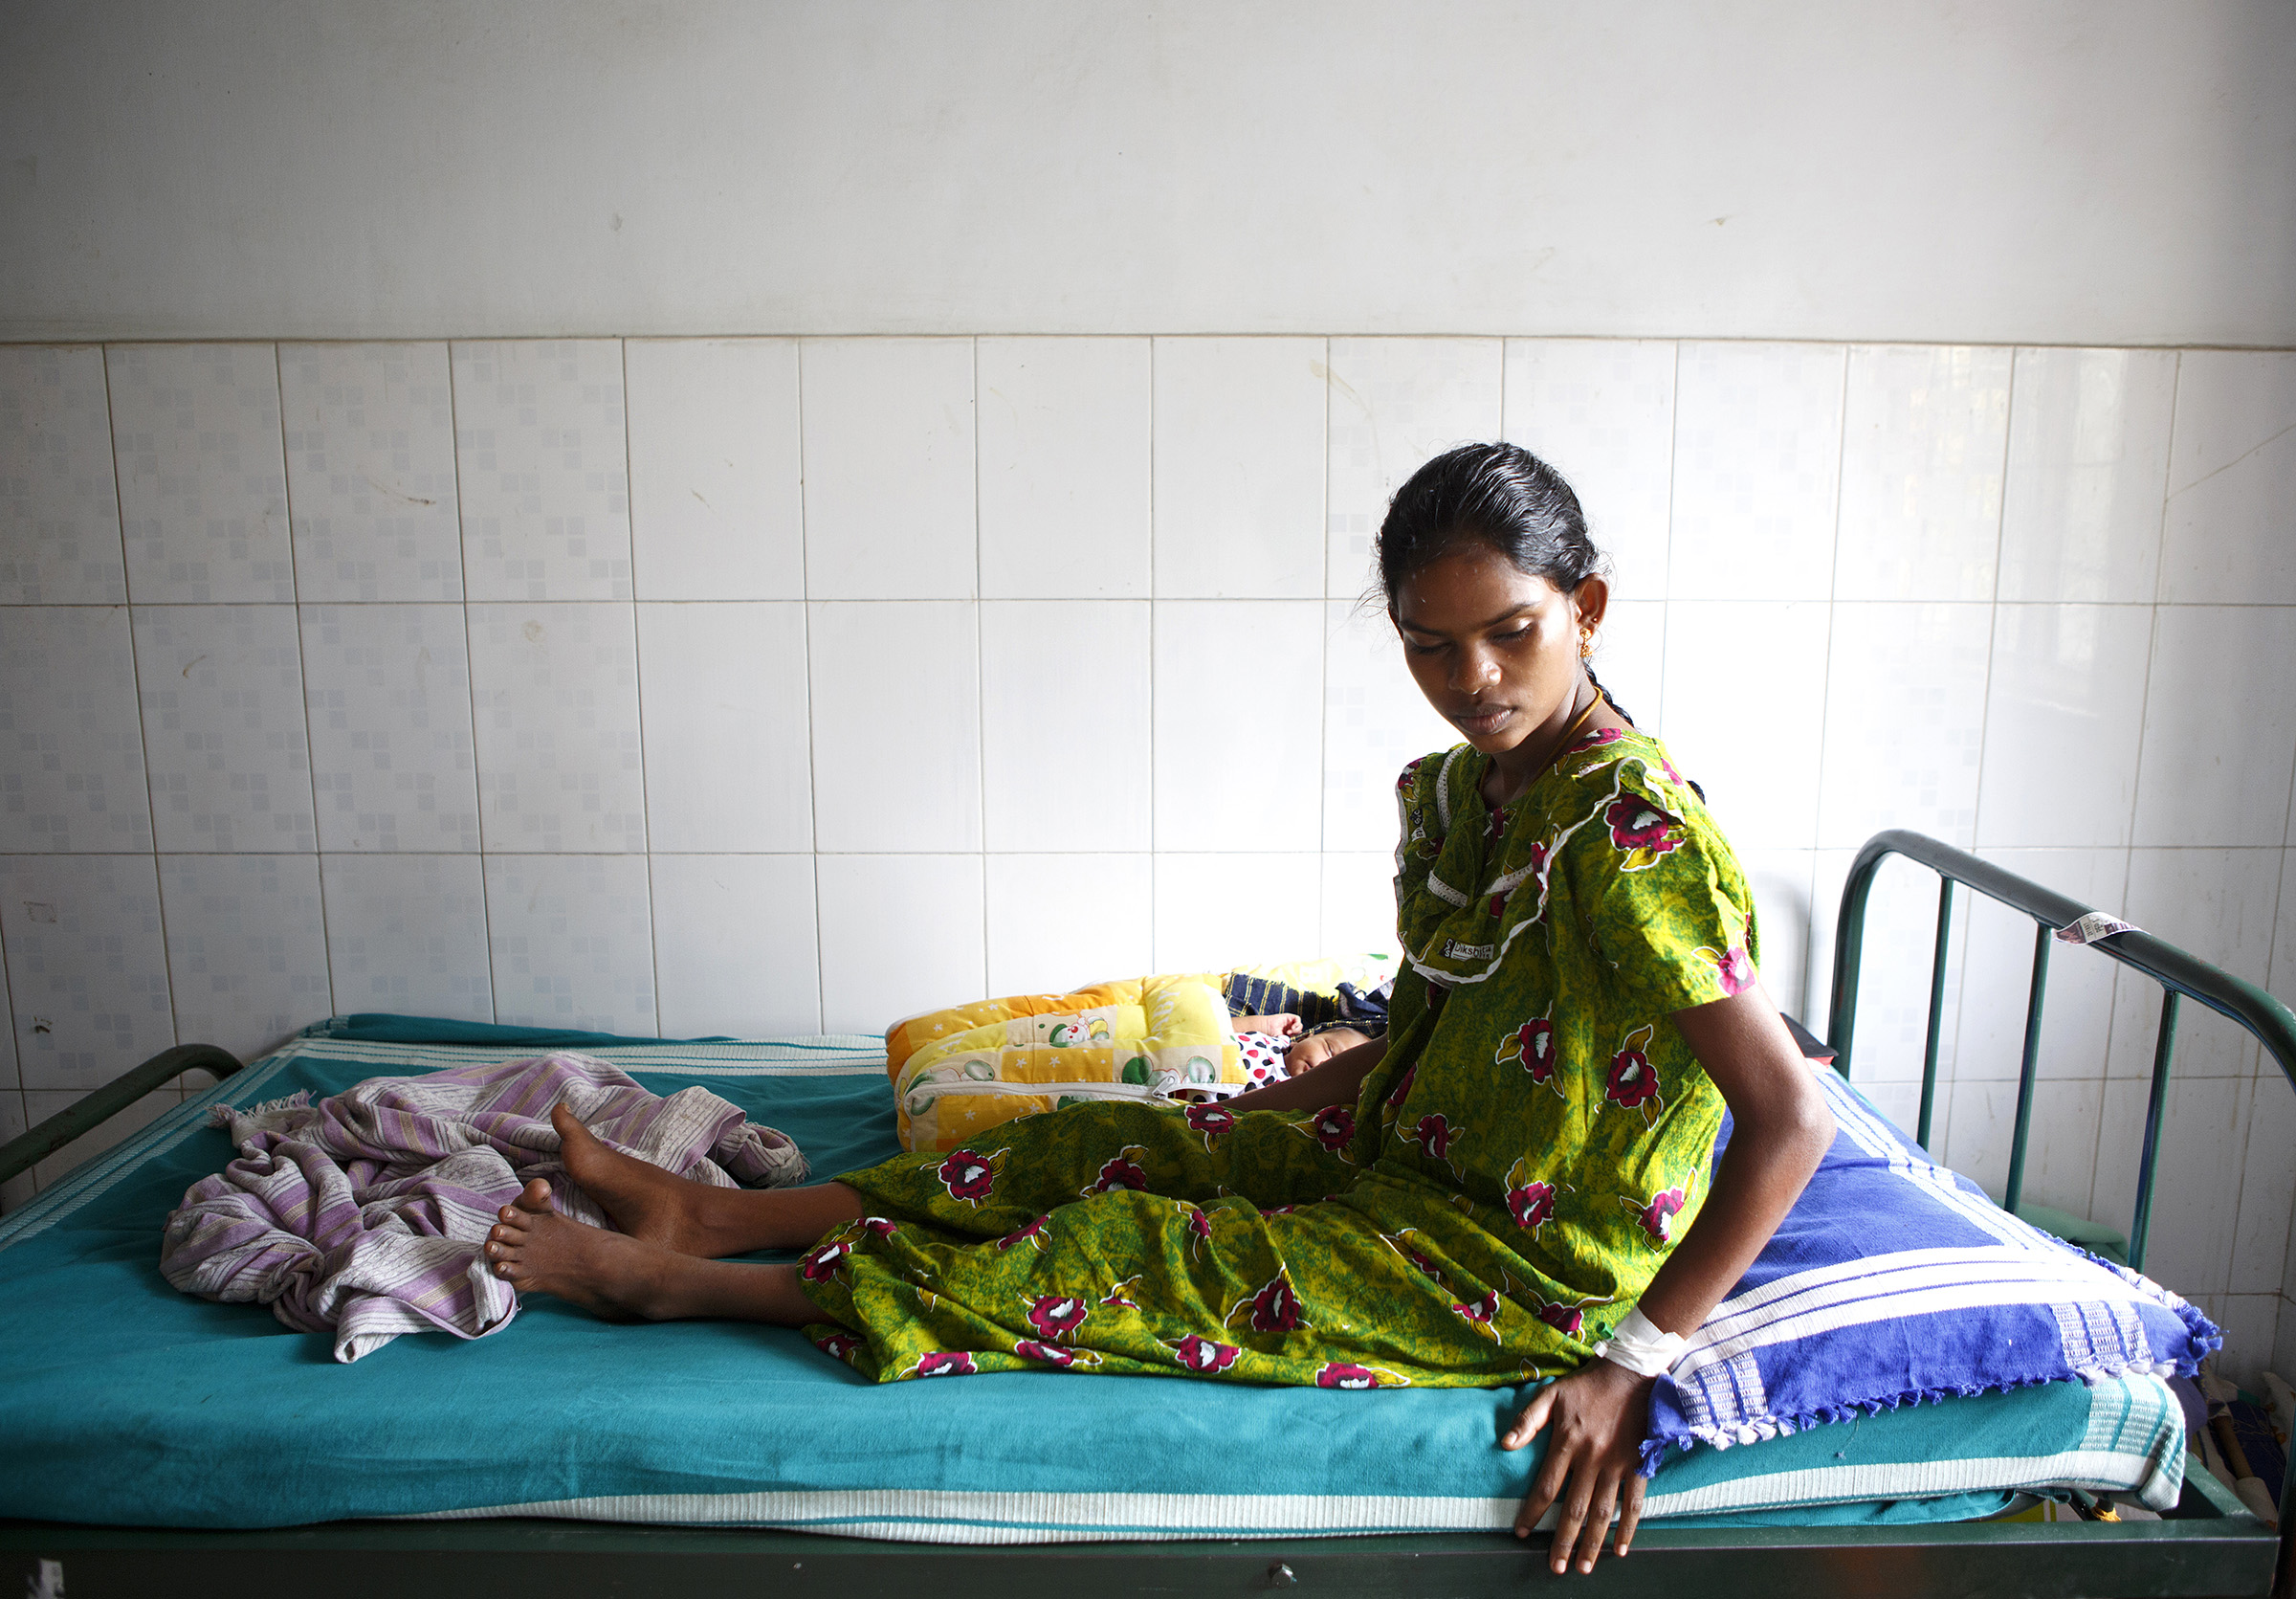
[1826, 827, 2296, 1592]
[0, 1044, 243, 1188]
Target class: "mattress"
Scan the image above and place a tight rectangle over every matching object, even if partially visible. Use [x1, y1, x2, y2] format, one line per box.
[0, 1022, 2187, 1543]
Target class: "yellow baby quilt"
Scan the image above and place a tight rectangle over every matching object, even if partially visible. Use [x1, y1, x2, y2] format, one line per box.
[886, 975, 1242, 1151]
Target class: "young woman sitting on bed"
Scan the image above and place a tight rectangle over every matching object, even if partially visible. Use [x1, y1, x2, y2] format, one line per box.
[484, 441, 1836, 1576]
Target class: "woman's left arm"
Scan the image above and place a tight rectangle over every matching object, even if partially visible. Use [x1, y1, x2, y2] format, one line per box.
[1506, 985, 1835, 1574]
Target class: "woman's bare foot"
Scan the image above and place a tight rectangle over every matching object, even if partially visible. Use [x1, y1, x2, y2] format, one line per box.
[550, 1104, 871, 1258]
[485, 1181, 691, 1321]
[550, 1104, 733, 1255]
[484, 1180, 822, 1326]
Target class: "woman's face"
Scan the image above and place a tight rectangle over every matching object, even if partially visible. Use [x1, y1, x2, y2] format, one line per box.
[1390, 542, 1603, 764]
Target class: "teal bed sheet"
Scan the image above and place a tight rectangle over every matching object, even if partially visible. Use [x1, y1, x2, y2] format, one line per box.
[0, 1020, 2183, 1543]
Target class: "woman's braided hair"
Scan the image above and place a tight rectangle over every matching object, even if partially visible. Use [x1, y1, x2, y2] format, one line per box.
[1373, 442, 1638, 725]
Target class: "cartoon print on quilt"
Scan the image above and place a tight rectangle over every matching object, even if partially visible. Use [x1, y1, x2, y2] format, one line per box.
[888, 973, 1242, 1150]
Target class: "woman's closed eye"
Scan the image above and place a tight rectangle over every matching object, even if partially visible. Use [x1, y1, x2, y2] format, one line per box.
[1405, 626, 1532, 656]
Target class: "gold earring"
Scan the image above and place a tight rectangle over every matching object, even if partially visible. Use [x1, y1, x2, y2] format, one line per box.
[1578, 629, 1596, 658]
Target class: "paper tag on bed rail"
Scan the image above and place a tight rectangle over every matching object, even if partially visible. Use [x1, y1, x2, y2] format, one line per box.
[2056, 912, 2138, 945]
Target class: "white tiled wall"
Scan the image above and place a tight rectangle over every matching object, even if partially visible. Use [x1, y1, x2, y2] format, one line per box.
[5, 335, 2295, 1375]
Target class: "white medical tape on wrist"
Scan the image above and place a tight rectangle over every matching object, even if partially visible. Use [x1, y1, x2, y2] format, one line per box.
[1592, 1306, 1686, 1377]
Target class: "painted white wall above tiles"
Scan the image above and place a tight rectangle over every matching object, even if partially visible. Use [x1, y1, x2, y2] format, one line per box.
[3, 333, 2295, 1345]
[5, 4, 2291, 346]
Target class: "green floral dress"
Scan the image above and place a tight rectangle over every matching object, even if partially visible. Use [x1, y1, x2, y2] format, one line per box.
[800, 726, 1756, 1388]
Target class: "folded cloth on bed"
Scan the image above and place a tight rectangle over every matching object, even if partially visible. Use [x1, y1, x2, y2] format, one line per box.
[1643, 1062, 2219, 1471]
[158, 1051, 807, 1363]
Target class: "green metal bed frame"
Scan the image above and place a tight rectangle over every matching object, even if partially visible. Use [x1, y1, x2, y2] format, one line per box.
[6, 829, 2295, 1597]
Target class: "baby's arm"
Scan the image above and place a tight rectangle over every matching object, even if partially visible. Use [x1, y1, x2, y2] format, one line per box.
[1229, 1012, 1301, 1039]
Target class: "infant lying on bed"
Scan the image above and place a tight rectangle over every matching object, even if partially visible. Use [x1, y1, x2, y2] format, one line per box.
[1222, 971, 1391, 1093]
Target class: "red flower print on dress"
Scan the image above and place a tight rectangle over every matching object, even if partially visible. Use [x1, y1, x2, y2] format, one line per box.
[938, 1147, 1003, 1204]
[1494, 1014, 1564, 1097]
[1697, 944, 1756, 997]
[1171, 1334, 1241, 1373]
[1537, 1300, 1585, 1338]
[1184, 1102, 1238, 1147]
[1572, 726, 1624, 753]
[1384, 1063, 1418, 1111]
[1404, 1112, 1466, 1178]
[1305, 1103, 1355, 1153]
[1452, 1288, 1504, 1344]
[1622, 1171, 1696, 1246]
[1013, 1338, 1075, 1367]
[1604, 792, 1684, 872]
[1080, 1144, 1152, 1198]
[1397, 757, 1425, 792]
[1182, 1204, 1214, 1258]
[1025, 1293, 1091, 1343]
[1660, 757, 1687, 788]
[1380, 1228, 1446, 1284]
[1225, 1269, 1311, 1334]
[863, 1216, 899, 1238]
[915, 1351, 977, 1378]
[1486, 807, 1509, 846]
[799, 1236, 854, 1281]
[1604, 1023, 1665, 1127]
[813, 1330, 862, 1362]
[997, 1213, 1051, 1253]
[1315, 1362, 1408, 1389]
[1102, 1275, 1144, 1310]
[1502, 1158, 1570, 1237]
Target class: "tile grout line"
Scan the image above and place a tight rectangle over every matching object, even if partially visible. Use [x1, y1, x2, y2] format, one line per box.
[619, 338, 663, 1035]
[2089, 353, 2181, 1222]
[0, 922, 19, 1204]
[1652, 339, 1678, 731]
[796, 340, 828, 1033]
[973, 336, 990, 1000]
[1805, 346, 1851, 1037]
[2241, 683, 2296, 1306]
[103, 345, 186, 1098]
[1147, 337, 1159, 966]
[274, 342, 338, 1042]
[1942, 348, 2019, 1122]
[445, 341, 498, 1025]
[1317, 336, 1332, 945]
[18, 593, 2288, 611]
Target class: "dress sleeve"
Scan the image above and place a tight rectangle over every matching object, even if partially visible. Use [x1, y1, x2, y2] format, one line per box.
[1559, 760, 1757, 1015]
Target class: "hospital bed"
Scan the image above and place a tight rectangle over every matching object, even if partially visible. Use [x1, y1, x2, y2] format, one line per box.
[3, 829, 2292, 1596]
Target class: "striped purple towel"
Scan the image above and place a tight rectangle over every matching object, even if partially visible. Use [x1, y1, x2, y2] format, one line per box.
[159, 1052, 808, 1362]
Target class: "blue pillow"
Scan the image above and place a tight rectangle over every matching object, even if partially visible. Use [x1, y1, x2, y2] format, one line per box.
[1644, 1063, 2220, 1473]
